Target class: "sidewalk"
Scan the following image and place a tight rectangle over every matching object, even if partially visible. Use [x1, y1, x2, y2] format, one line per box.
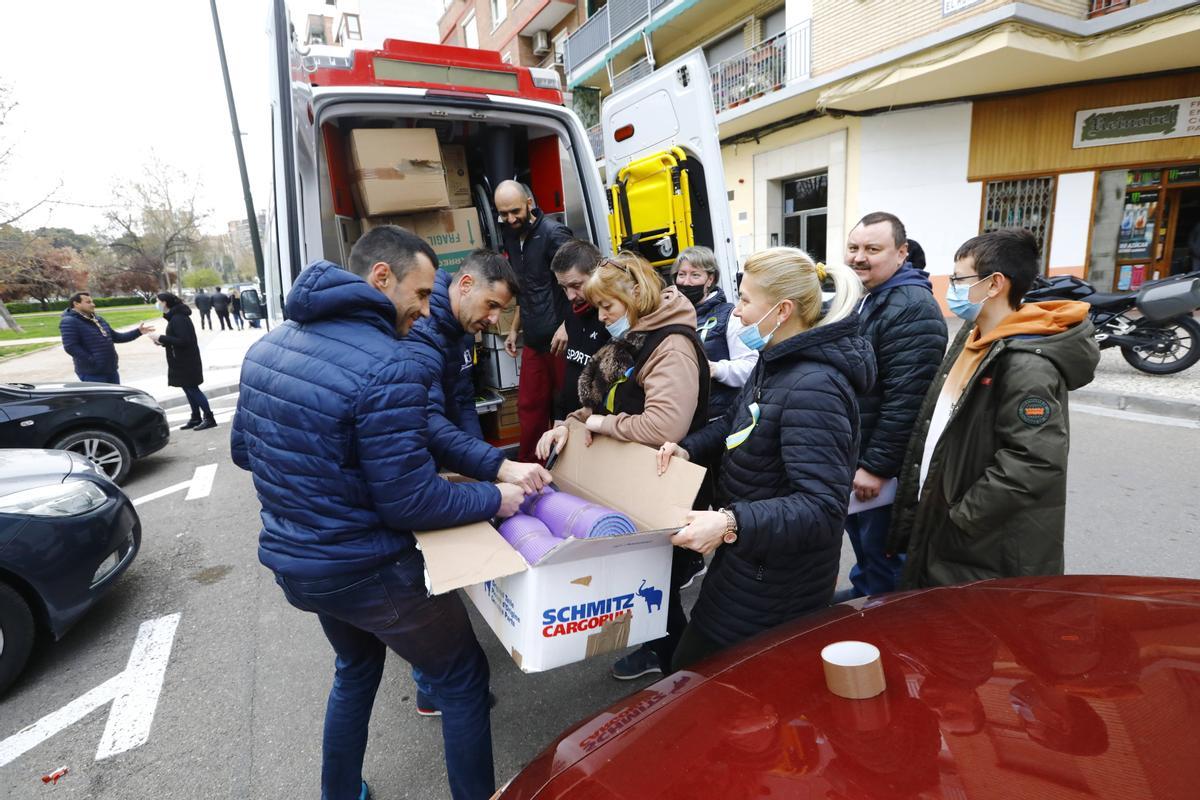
[946, 318, 1200, 422]
[0, 322, 265, 409]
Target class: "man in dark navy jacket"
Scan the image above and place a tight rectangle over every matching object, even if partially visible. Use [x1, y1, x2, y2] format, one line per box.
[59, 292, 153, 383]
[232, 226, 524, 800]
[842, 212, 948, 598]
[410, 248, 550, 492]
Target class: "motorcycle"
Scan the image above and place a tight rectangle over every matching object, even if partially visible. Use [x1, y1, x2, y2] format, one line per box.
[1025, 271, 1200, 375]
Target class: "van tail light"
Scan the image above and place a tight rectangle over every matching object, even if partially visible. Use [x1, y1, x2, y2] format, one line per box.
[614, 124, 634, 142]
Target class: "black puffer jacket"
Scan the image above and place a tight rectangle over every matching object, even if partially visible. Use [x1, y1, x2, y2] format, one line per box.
[681, 314, 876, 647]
[501, 211, 572, 352]
[855, 272, 947, 479]
[155, 303, 204, 387]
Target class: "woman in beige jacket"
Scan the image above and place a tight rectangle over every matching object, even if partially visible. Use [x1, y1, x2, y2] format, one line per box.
[535, 250, 709, 681]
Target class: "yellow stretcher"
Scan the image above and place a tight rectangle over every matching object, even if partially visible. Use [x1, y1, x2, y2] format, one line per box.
[608, 146, 715, 269]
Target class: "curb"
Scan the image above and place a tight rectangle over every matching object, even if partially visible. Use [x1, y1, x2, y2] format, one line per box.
[1073, 388, 1200, 422]
[158, 381, 242, 410]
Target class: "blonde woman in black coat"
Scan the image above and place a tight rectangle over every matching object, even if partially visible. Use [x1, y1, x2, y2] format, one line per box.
[657, 248, 876, 670]
[149, 292, 216, 430]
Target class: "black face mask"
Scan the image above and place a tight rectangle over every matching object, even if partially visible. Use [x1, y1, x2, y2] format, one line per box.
[677, 283, 707, 307]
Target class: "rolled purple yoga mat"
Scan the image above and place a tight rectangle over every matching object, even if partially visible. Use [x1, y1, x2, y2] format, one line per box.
[497, 514, 561, 565]
[523, 488, 636, 539]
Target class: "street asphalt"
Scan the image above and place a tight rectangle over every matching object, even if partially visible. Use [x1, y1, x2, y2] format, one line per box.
[1, 392, 1198, 799]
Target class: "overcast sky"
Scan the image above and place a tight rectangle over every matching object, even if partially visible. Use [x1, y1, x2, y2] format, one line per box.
[0, 1, 440, 237]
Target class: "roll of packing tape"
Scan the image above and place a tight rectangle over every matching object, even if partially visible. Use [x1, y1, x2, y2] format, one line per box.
[821, 640, 885, 700]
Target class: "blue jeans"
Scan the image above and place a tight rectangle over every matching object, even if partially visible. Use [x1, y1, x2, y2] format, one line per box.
[77, 371, 120, 384]
[845, 505, 905, 598]
[275, 554, 494, 800]
[181, 385, 211, 418]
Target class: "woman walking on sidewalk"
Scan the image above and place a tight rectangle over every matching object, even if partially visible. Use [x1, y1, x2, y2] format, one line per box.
[230, 289, 245, 330]
[150, 292, 217, 430]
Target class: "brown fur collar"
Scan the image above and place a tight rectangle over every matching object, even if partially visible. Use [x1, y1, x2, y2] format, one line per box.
[577, 333, 647, 411]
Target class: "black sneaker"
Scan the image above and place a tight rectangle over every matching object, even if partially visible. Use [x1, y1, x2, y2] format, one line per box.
[610, 644, 662, 680]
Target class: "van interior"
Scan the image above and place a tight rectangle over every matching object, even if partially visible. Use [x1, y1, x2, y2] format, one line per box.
[313, 107, 599, 267]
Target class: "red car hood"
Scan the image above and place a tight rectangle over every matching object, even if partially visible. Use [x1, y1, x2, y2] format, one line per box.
[502, 575, 1200, 799]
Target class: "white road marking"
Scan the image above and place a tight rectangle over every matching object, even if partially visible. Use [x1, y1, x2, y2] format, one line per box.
[185, 464, 218, 500]
[1074, 404, 1200, 429]
[131, 464, 219, 507]
[0, 614, 181, 767]
[131, 480, 191, 507]
[95, 614, 181, 760]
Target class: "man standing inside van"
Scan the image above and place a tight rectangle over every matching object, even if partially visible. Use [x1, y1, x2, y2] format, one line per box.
[495, 180, 573, 462]
[232, 226, 524, 800]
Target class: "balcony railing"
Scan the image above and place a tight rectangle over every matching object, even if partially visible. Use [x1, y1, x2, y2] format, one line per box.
[1089, 0, 1131, 16]
[564, 0, 674, 81]
[587, 123, 604, 160]
[709, 22, 811, 115]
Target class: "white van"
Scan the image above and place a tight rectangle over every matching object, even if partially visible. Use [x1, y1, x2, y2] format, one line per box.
[265, 7, 736, 323]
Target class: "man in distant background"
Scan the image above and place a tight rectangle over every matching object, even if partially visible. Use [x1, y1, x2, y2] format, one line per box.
[211, 286, 232, 331]
[59, 292, 153, 384]
[194, 287, 213, 330]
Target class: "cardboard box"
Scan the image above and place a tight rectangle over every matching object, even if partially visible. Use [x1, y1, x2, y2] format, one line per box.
[363, 207, 482, 272]
[415, 421, 705, 672]
[441, 144, 472, 209]
[479, 332, 520, 389]
[350, 128, 449, 216]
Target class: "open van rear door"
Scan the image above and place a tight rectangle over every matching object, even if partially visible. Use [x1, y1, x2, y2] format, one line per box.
[601, 51, 737, 300]
[266, 0, 317, 322]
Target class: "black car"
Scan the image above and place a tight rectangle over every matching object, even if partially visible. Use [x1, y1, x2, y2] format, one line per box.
[0, 449, 141, 694]
[0, 381, 170, 484]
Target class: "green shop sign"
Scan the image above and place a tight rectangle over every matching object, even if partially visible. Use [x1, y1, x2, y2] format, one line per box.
[1073, 96, 1200, 149]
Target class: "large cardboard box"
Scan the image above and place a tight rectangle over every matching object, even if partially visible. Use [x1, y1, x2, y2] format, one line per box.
[415, 421, 705, 672]
[441, 144, 472, 209]
[350, 128, 449, 216]
[362, 207, 482, 272]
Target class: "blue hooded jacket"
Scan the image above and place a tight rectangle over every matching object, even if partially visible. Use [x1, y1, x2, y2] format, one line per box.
[231, 260, 501, 579]
[60, 307, 142, 378]
[409, 269, 504, 480]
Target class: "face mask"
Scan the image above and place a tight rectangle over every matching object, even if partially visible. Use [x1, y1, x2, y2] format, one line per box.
[946, 277, 990, 321]
[157, 301, 167, 313]
[605, 315, 631, 340]
[737, 302, 783, 352]
[677, 283, 707, 307]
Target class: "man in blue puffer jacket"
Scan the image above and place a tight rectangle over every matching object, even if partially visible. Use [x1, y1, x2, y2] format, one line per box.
[409, 248, 550, 492]
[59, 292, 154, 383]
[231, 226, 524, 800]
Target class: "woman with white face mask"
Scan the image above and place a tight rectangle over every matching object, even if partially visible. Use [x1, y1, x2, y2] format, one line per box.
[656, 247, 876, 670]
[536, 250, 709, 680]
[147, 292, 216, 430]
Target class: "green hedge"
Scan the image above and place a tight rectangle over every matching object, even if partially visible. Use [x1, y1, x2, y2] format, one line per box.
[8, 296, 150, 314]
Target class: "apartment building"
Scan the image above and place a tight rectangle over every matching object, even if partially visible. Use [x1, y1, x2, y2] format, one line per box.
[438, 0, 588, 70]
[561, 0, 1200, 296]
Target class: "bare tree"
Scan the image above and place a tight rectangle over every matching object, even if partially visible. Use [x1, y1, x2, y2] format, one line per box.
[104, 161, 205, 292]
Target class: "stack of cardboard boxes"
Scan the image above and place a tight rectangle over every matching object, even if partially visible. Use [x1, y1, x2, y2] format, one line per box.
[350, 128, 478, 272]
[350, 126, 520, 447]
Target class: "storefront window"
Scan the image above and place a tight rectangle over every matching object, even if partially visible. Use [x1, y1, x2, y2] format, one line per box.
[982, 177, 1055, 271]
[1112, 165, 1200, 289]
[782, 172, 827, 262]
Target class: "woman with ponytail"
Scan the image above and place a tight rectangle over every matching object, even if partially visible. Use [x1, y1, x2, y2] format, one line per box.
[656, 247, 876, 669]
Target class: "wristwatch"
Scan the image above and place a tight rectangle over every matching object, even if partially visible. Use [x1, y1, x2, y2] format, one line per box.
[719, 508, 738, 545]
